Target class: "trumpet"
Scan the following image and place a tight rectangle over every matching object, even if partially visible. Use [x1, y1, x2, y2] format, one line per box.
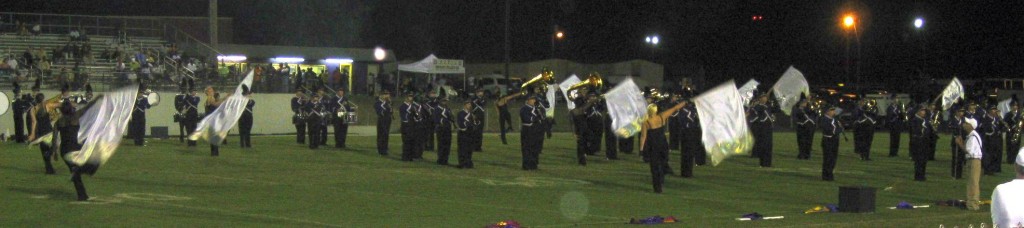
[566, 72, 604, 100]
[519, 69, 555, 96]
[1012, 116, 1023, 144]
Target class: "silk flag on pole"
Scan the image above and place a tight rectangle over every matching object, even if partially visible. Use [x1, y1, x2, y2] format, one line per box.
[998, 98, 1011, 118]
[939, 77, 965, 111]
[737, 79, 759, 106]
[546, 84, 557, 118]
[771, 66, 810, 116]
[64, 84, 140, 174]
[558, 75, 581, 110]
[693, 80, 753, 166]
[189, 70, 254, 145]
[605, 78, 648, 138]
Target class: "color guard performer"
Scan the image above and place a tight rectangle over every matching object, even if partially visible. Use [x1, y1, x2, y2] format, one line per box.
[640, 100, 689, 193]
[457, 100, 478, 168]
[11, 81, 30, 143]
[239, 86, 255, 148]
[496, 93, 521, 145]
[28, 93, 55, 174]
[375, 91, 393, 155]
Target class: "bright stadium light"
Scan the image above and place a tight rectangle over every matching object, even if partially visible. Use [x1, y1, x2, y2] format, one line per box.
[913, 18, 924, 29]
[271, 57, 305, 63]
[651, 36, 660, 45]
[374, 47, 387, 61]
[842, 14, 856, 29]
[325, 58, 354, 63]
[216, 55, 247, 62]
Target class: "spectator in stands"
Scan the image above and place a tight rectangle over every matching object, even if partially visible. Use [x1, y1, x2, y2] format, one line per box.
[77, 26, 89, 41]
[30, 23, 41, 36]
[81, 43, 93, 63]
[59, 67, 71, 87]
[22, 47, 35, 69]
[39, 58, 51, 79]
[5, 57, 18, 70]
[140, 62, 152, 82]
[69, 27, 80, 41]
[61, 43, 73, 64]
[16, 21, 29, 38]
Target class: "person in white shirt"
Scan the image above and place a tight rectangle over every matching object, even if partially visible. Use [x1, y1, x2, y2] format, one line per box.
[956, 118, 983, 210]
[992, 149, 1024, 227]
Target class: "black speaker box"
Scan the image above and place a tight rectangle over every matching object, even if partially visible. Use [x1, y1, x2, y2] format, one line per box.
[151, 126, 169, 140]
[839, 186, 876, 213]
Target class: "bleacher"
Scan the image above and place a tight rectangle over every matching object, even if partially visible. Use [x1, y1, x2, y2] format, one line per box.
[0, 32, 177, 90]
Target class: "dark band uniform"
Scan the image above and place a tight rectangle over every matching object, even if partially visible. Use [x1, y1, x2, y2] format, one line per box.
[819, 112, 843, 181]
[585, 98, 605, 156]
[948, 115, 965, 179]
[887, 103, 904, 157]
[400, 100, 419, 161]
[332, 95, 351, 148]
[909, 113, 931, 181]
[304, 97, 326, 149]
[174, 92, 187, 142]
[678, 103, 702, 177]
[520, 100, 545, 170]
[375, 97, 393, 155]
[794, 103, 816, 159]
[130, 94, 151, 146]
[183, 92, 201, 146]
[1004, 108, 1021, 165]
[435, 103, 454, 165]
[291, 94, 307, 144]
[423, 97, 438, 151]
[571, 97, 591, 165]
[853, 104, 878, 160]
[457, 105, 478, 168]
[749, 102, 775, 167]
[979, 111, 1004, 175]
[472, 95, 487, 152]
[12, 93, 31, 143]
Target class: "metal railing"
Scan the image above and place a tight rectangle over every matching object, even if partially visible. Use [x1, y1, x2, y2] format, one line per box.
[0, 12, 229, 92]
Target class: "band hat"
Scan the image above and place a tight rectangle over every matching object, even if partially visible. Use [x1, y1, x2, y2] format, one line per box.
[964, 118, 978, 129]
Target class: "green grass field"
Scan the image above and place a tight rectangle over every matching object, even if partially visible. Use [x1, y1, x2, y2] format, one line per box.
[0, 131, 1010, 227]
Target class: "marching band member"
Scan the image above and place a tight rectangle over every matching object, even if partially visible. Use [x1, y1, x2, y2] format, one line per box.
[183, 81, 201, 147]
[749, 93, 776, 167]
[981, 106, 1005, 175]
[794, 98, 816, 160]
[585, 92, 605, 156]
[678, 96, 702, 176]
[130, 84, 151, 146]
[910, 106, 931, 181]
[317, 89, 329, 146]
[400, 94, 418, 161]
[434, 98, 454, 165]
[12, 81, 30, 143]
[291, 89, 307, 144]
[174, 80, 188, 143]
[423, 91, 438, 151]
[853, 99, 878, 161]
[332, 89, 351, 148]
[375, 91, 393, 155]
[472, 89, 487, 152]
[457, 100, 478, 168]
[949, 109, 966, 179]
[887, 97, 904, 157]
[520, 96, 545, 170]
[1005, 101, 1021, 164]
[571, 89, 595, 166]
[411, 96, 426, 159]
[820, 106, 843, 181]
[239, 85, 255, 148]
[305, 93, 326, 150]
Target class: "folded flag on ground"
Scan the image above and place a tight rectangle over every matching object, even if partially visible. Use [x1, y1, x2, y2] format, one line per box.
[628, 215, 677, 224]
[485, 220, 520, 228]
[804, 204, 839, 214]
[735, 212, 784, 221]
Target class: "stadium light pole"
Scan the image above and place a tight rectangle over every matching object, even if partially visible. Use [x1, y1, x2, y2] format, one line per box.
[913, 17, 926, 83]
[375, 46, 386, 96]
[841, 13, 860, 91]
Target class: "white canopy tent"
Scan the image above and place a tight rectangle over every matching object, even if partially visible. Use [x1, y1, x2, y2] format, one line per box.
[397, 54, 466, 96]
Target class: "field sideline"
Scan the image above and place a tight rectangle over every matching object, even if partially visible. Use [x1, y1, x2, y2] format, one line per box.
[0, 132, 1007, 227]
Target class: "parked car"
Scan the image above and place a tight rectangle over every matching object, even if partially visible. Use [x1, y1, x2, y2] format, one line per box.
[477, 74, 522, 98]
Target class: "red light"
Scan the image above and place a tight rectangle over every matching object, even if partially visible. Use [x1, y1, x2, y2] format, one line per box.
[752, 15, 764, 21]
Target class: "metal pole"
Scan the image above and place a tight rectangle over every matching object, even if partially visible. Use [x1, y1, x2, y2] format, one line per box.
[503, 0, 511, 88]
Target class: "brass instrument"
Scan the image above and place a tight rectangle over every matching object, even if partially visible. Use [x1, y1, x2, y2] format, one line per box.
[566, 72, 604, 100]
[865, 98, 878, 113]
[1012, 114, 1023, 144]
[519, 69, 555, 96]
[898, 102, 909, 121]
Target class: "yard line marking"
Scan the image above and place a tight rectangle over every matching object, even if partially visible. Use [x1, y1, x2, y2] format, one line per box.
[337, 187, 625, 220]
[128, 200, 346, 227]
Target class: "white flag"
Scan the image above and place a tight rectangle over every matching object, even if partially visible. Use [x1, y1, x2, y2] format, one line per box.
[189, 71, 254, 144]
[604, 78, 648, 138]
[737, 79, 759, 106]
[940, 77, 965, 111]
[998, 99, 1012, 118]
[694, 80, 754, 166]
[545, 84, 557, 118]
[65, 84, 140, 174]
[771, 66, 810, 116]
[558, 75, 582, 110]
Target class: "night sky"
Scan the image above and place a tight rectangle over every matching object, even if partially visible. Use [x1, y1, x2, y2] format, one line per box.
[3, 0, 1023, 89]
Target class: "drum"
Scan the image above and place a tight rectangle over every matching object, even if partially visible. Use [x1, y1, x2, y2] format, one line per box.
[0, 91, 10, 116]
[147, 92, 161, 106]
[345, 112, 358, 124]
